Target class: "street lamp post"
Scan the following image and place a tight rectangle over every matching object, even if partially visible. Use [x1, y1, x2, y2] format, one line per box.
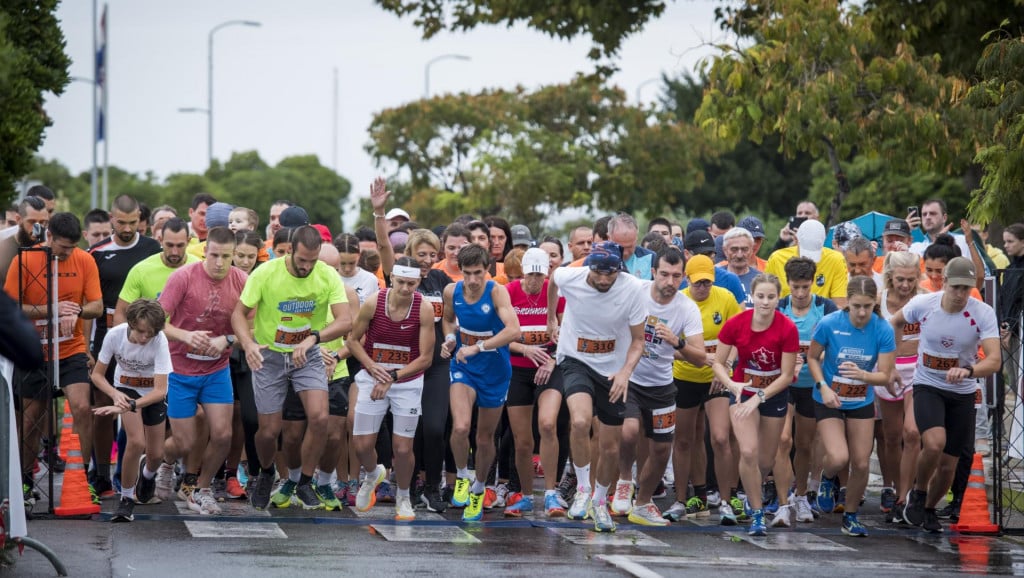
[424, 54, 471, 99]
[70, 76, 99, 209]
[207, 20, 260, 167]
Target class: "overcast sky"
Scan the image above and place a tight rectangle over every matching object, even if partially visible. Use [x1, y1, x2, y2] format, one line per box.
[40, 0, 724, 229]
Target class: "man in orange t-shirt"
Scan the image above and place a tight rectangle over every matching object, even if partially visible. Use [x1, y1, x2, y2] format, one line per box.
[5, 212, 103, 494]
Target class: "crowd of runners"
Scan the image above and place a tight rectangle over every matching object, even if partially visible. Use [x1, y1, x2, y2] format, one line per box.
[8, 181, 1024, 537]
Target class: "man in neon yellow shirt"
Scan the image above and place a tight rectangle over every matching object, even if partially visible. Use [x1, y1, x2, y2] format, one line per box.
[114, 218, 200, 324]
[765, 220, 848, 309]
[232, 224, 353, 510]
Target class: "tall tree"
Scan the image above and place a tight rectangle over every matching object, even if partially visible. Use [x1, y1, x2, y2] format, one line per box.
[0, 0, 70, 200]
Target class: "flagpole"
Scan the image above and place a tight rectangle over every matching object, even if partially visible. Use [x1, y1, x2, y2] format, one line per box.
[101, 3, 109, 210]
[90, 0, 98, 209]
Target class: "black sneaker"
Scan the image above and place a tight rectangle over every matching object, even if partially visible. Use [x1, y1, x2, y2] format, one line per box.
[936, 503, 958, 519]
[557, 470, 577, 504]
[111, 496, 135, 522]
[294, 482, 323, 510]
[891, 501, 907, 524]
[653, 481, 667, 499]
[903, 489, 927, 527]
[441, 485, 454, 505]
[93, 476, 116, 500]
[411, 478, 426, 507]
[251, 471, 274, 510]
[136, 457, 157, 504]
[420, 484, 448, 513]
[43, 446, 66, 473]
[923, 508, 943, 533]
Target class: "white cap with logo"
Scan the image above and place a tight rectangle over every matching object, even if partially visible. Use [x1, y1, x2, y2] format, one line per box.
[521, 248, 550, 276]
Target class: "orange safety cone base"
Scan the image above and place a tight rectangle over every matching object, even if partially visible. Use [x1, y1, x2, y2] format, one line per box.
[951, 452, 999, 535]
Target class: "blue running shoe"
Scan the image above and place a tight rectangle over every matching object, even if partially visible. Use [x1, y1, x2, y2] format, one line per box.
[504, 493, 533, 517]
[842, 513, 868, 537]
[748, 509, 767, 536]
[544, 492, 566, 517]
[816, 472, 837, 513]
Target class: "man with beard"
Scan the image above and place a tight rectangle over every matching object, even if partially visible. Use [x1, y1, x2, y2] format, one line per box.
[114, 218, 199, 325]
[0, 197, 51, 282]
[87, 195, 161, 498]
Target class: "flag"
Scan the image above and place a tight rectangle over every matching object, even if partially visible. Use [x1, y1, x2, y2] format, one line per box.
[96, 4, 107, 142]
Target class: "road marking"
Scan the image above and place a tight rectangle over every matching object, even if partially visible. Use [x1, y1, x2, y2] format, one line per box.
[551, 527, 668, 547]
[174, 501, 270, 517]
[371, 524, 480, 543]
[350, 505, 444, 521]
[598, 554, 946, 572]
[185, 520, 287, 538]
[725, 530, 855, 551]
[597, 555, 664, 578]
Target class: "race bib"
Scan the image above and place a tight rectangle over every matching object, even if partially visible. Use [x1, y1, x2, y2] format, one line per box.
[519, 324, 550, 346]
[105, 307, 116, 329]
[35, 318, 71, 344]
[921, 350, 959, 371]
[651, 405, 677, 435]
[274, 324, 311, 350]
[798, 340, 811, 357]
[830, 376, 868, 402]
[576, 337, 615, 355]
[903, 322, 921, 340]
[423, 295, 443, 323]
[370, 343, 412, 368]
[460, 328, 493, 347]
[974, 386, 983, 409]
[704, 339, 718, 354]
[744, 368, 780, 390]
[119, 375, 155, 389]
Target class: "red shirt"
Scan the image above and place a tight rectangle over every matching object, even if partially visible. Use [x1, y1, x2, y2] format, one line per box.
[362, 289, 424, 383]
[506, 279, 565, 369]
[718, 309, 799, 389]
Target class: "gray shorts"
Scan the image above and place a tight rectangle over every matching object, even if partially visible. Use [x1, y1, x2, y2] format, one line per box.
[252, 347, 328, 415]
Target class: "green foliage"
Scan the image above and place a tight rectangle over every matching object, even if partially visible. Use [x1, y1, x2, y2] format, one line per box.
[0, 0, 71, 200]
[965, 25, 1024, 225]
[366, 75, 711, 230]
[375, 0, 667, 67]
[697, 0, 978, 225]
[807, 155, 967, 223]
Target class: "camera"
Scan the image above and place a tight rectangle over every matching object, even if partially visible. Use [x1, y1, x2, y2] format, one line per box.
[788, 216, 807, 231]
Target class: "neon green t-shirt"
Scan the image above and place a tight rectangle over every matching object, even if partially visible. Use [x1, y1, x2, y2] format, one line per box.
[119, 252, 201, 301]
[239, 257, 347, 353]
[673, 286, 743, 383]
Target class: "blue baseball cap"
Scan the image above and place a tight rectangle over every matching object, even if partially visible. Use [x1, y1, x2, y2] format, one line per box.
[585, 241, 624, 273]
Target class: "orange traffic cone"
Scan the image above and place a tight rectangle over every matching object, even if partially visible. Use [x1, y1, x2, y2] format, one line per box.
[951, 452, 998, 534]
[54, 400, 100, 517]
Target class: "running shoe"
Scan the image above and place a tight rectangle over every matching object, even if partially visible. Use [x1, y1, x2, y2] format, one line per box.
[177, 481, 197, 502]
[719, 502, 738, 526]
[842, 513, 867, 537]
[421, 484, 448, 513]
[685, 495, 710, 518]
[629, 502, 668, 526]
[155, 462, 176, 502]
[923, 508, 943, 533]
[251, 471, 275, 510]
[611, 479, 634, 516]
[483, 486, 497, 509]
[663, 501, 687, 522]
[770, 504, 793, 528]
[316, 484, 342, 511]
[793, 495, 815, 523]
[451, 477, 471, 507]
[212, 477, 229, 502]
[806, 490, 823, 518]
[396, 495, 416, 521]
[333, 480, 350, 504]
[652, 481, 667, 499]
[748, 509, 767, 536]
[136, 459, 159, 505]
[568, 491, 592, 520]
[544, 493, 566, 517]
[816, 473, 838, 513]
[237, 462, 249, 486]
[271, 479, 297, 508]
[493, 482, 510, 509]
[880, 487, 897, 514]
[557, 470, 577, 504]
[42, 444, 66, 473]
[346, 479, 359, 507]
[762, 480, 779, 514]
[706, 490, 722, 507]
[376, 479, 396, 504]
[936, 502, 960, 520]
[834, 486, 847, 513]
[94, 476, 116, 500]
[294, 482, 323, 510]
[890, 501, 907, 524]
[730, 496, 748, 521]
[357, 464, 387, 512]
[903, 489, 927, 527]
[111, 496, 135, 523]
[504, 494, 533, 517]
[88, 483, 101, 505]
[590, 500, 616, 532]
[463, 492, 485, 521]
[188, 488, 222, 515]
[411, 478, 425, 506]
[225, 476, 246, 500]
[22, 483, 37, 508]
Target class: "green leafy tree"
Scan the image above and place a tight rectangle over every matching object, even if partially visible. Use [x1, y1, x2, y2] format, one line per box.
[0, 0, 70, 200]
[696, 0, 978, 226]
[966, 24, 1024, 225]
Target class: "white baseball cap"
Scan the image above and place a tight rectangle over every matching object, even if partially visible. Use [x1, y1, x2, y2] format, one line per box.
[797, 220, 826, 263]
[384, 208, 410, 221]
[521, 248, 550, 276]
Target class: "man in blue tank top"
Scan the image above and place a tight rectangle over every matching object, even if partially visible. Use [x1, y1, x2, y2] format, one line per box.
[441, 244, 522, 522]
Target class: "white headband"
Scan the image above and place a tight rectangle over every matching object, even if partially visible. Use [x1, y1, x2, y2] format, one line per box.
[392, 265, 421, 279]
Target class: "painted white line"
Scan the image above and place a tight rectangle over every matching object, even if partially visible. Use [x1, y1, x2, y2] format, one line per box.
[725, 531, 855, 551]
[350, 505, 444, 520]
[551, 527, 669, 547]
[185, 521, 287, 538]
[174, 500, 270, 517]
[601, 555, 943, 571]
[597, 555, 664, 578]
[370, 524, 480, 543]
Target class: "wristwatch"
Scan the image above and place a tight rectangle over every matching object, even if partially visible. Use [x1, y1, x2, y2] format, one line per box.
[388, 369, 399, 381]
[310, 329, 321, 344]
[815, 381, 826, 390]
[225, 334, 236, 345]
[129, 399, 137, 413]
[674, 338, 686, 350]
[756, 390, 766, 402]
[965, 365, 975, 377]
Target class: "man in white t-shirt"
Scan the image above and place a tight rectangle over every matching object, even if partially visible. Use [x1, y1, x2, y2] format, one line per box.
[889, 257, 1001, 533]
[616, 248, 705, 526]
[547, 241, 646, 532]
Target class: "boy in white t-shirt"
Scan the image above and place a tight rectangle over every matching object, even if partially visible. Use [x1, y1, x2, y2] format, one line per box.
[91, 299, 173, 522]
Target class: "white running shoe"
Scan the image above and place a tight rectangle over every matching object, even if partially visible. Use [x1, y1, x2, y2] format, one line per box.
[568, 491, 592, 520]
[794, 495, 815, 523]
[395, 495, 415, 521]
[188, 488, 222, 515]
[356, 464, 386, 512]
[154, 462, 176, 502]
[610, 479, 633, 516]
[770, 504, 793, 527]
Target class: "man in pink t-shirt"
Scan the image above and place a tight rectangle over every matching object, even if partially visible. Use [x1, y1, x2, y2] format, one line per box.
[158, 227, 248, 515]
